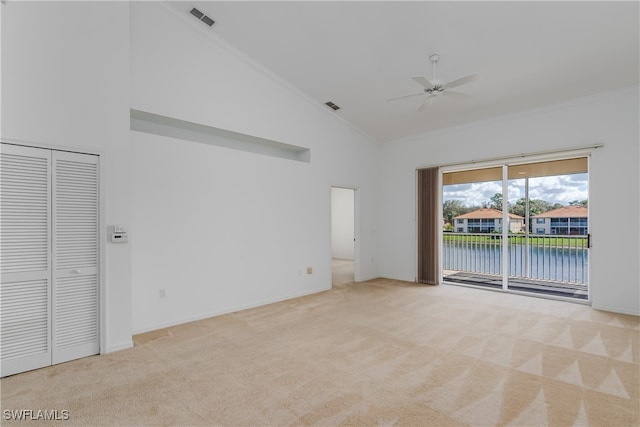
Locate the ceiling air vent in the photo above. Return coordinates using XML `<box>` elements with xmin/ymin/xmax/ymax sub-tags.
<box><xmin>325</xmin><ymin>101</ymin><xmax>340</xmax><ymax>111</ymax></box>
<box><xmin>190</xmin><ymin>8</ymin><xmax>215</xmax><ymax>27</ymax></box>
<box><xmin>201</xmin><ymin>15</ymin><xmax>215</xmax><ymax>27</ymax></box>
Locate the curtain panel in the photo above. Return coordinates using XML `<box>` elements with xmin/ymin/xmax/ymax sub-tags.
<box><xmin>417</xmin><ymin>167</ymin><xmax>439</xmax><ymax>285</ymax></box>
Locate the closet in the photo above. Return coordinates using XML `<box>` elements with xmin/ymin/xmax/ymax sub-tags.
<box><xmin>0</xmin><ymin>143</ymin><xmax>100</xmax><ymax>377</ymax></box>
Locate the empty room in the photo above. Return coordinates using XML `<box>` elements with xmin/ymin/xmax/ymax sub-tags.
<box><xmin>1</xmin><ymin>1</ymin><xmax>638</xmax><ymax>426</ymax></box>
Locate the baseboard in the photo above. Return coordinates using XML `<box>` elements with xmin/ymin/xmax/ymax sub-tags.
<box><xmin>132</xmin><ymin>287</ymin><xmax>329</xmax><ymax>335</ymax></box>
<box><xmin>591</xmin><ymin>303</ymin><xmax>640</xmax><ymax>317</ymax></box>
<box><xmin>355</xmin><ymin>274</ymin><xmax>381</xmax><ymax>282</ymax></box>
<box><xmin>378</xmin><ymin>274</ymin><xmax>417</xmax><ymax>283</ymax></box>
<box><xmin>102</xmin><ymin>339</ymin><xmax>134</xmax><ymax>354</ymax></box>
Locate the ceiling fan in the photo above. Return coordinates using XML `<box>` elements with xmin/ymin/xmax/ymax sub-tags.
<box><xmin>389</xmin><ymin>54</ymin><xmax>478</xmax><ymax>111</ymax></box>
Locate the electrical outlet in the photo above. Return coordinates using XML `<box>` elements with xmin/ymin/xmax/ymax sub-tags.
<box><xmin>307</xmin><ymin>266</ymin><xmax>313</xmax><ymax>274</ymax></box>
<box><xmin>159</xmin><ymin>288</ymin><xmax>166</xmax><ymax>298</ymax></box>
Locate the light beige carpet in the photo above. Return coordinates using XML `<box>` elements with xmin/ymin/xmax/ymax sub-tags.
<box><xmin>1</xmin><ymin>267</ymin><xmax>638</xmax><ymax>426</ymax></box>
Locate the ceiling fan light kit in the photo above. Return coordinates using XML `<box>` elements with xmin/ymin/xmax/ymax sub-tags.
<box><xmin>389</xmin><ymin>53</ymin><xmax>478</xmax><ymax>111</ymax></box>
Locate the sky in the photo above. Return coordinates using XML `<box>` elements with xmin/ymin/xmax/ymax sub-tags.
<box><xmin>443</xmin><ymin>173</ymin><xmax>588</xmax><ymax>207</ymax></box>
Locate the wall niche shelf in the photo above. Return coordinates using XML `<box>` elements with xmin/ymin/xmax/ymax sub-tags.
<box><xmin>130</xmin><ymin>109</ymin><xmax>310</xmax><ymax>163</ymax></box>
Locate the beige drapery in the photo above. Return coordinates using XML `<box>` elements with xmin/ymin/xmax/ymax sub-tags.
<box><xmin>417</xmin><ymin>167</ymin><xmax>439</xmax><ymax>285</ymax></box>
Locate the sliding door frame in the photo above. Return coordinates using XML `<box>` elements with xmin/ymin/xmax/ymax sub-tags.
<box><xmin>425</xmin><ymin>145</ymin><xmax>599</xmax><ymax>304</ymax></box>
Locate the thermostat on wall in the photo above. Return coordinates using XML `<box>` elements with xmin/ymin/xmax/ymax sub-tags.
<box><xmin>110</xmin><ymin>225</ymin><xmax>128</xmax><ymax>243</ymax></box>
<box><xmin>110</xmin><ymin>233</ymin><xmax>128</xmax><ymax>243</ymax></box>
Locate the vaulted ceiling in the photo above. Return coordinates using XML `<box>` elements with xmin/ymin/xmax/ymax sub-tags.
<box><xmin>166</xmin><ymin>1</ymin><xmax>639</xmax><ymax>143</ymax></box>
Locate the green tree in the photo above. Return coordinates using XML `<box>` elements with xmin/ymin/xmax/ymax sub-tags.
<box><xmin>442</xmin><ymin>200</ymin><xmax>469</xmax><ymax>226</ymax></box>
<box><xmin>511</xmin><ymin>198</ymin><xmax>526</xmax><ymax>217</ymax></box>
<box><xmin>512</xmin><ymin>198</ymin><xmax>555</xmax><ymax>217</ymax></box>
<box><xmin>569</xmin><ymin>199</ymin><xmax>588</xmax><ymax>207</ymax></box>
<box><xmin>529</xmin><ymin>199</ymin><xmax>552</xmax><ymax>214</ymax></box>
<box><xmin>483</xmin><ymin>193</ymin><xmax>504</xmax><ymax>211</ymax></box>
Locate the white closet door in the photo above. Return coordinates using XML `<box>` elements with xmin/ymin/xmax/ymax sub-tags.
<box><xmin>0</xmin><ymin>144</ymin><xmax>52</xmax><ymax>377</ymax></box>
<box><xmin>51</xmin><ymin>151</ymin><xmax>99</xmax><ymax>364</ymax></box>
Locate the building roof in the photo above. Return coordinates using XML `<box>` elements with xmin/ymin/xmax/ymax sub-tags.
<box><xmin>532</xmin><ymin>205</ymin><xmax>588</xmax><ymax>218</ymax></box>
<box><xmin>454</xmin><ymin>208</ymin><xmax>524</xmax><ymax>220</ymax></box>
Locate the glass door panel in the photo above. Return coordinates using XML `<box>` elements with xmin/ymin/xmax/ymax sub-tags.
<box><xmin>442</xmin><ymin>157</ymin><xmax>589</xmax><ymax>301</ymax></box>
<box><xmin>442</xmin><ymin>166</ymin><xmax>504</xmax><ymax>290</ymax></box>
<box><xmin>506</xmin><ymin>175</ymin><xmax>527</xmax><ymax>281</ymax></box>
<box><xmin>506</xmin><ymin>160</ymin><xmax>589</xmax><ymax>300</ymax></box>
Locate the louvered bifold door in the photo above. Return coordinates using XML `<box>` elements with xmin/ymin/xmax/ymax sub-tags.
<box><xmin>0</xmin><ymin>144</ymin><xmax>52</xmax><ymax>377</ymax></box>
<box><xmin>51</xmin><ymin>151</ymin><xmax>99</xmax><ymax>364</ymax></box>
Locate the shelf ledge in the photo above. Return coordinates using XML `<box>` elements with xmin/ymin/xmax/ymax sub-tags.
<box><xmin>130</xmin><ymin>109</ymin><xmax>310</xmax><ymax>163</ymax></box>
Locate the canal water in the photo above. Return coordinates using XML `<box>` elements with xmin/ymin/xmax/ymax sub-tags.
<box><xmin>442</xmin><ymin>243</ymin><xmax>589</xmax><ymax>283</ymax></box>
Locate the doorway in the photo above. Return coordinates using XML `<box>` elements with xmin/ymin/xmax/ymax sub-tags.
<box><xmin>331</xmin><ymin>187</ymin><xmax>355</xmax><ymax>287</ymax></box>
<box><xmin>441</xmin><ymin>155</ymin><xmax>590</xmax><ymax>301</ymax></box>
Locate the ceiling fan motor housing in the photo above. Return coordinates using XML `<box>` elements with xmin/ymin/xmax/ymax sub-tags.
<box><xmin>387</xmin><ymin>52</ymin><xmax>477</xmax><ymax>109</ymax></box>
<box><xmin>426</xmin><ymin>81</ymin><xmax>445</xmax><ymax>94</ymax></box>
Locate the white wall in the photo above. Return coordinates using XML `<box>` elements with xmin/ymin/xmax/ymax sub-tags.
<box><xmin>379</xmin><ymin>87</ymin><xmax>640</xmax><ymax>315</ymax></box>
<box><xmin>1</xmin><ymin>2</ymin><xmax>133</xmax><ymax>351</ymax></box>
<box><xmin>331</xmin><ymin>187</ymin><xmax>355</xmax><ymax>260</ymax></box>
<box><xmin>3</xmin><ymin>1</ymin><xmax>635</xmax><ymax>350</ymax></box>
<box><xmin>129</xmin><ymin>3</ymin><xmax>379</xmax><ymax>333</ymax></box>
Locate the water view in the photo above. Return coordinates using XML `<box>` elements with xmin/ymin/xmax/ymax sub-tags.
<box><xmin>443</xmin><ymin>236</ymin><xmax>589</xmax><ymax>283</ymax></box>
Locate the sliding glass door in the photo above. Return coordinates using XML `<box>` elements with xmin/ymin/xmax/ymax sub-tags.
<box><xmin>441</xmin><ymin>156</ymin><xmax>589</xmax><ymax>301</ymax></box>
<box><xmin>442</xmin><ymin>166</ymin><xmax>504</xmax><ymax>289</ymax></box>
<box><xmin>505</xmin><ymin>159</ymin><xmax>589</xmax><ymax>299</ymax></box>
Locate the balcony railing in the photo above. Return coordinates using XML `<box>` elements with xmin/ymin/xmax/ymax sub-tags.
<box><xmin>442</xmin><ymin>232</ymin><xmax>588</xmax><ymax>284</ymax></box>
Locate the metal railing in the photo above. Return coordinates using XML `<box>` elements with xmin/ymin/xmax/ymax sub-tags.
<box><xmin>442</xmin><ymin>232</ymin><xmax>588</xmax><ymax>284</ymax></box>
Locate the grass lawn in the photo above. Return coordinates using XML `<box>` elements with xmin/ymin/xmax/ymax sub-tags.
<box><xmin>443</xmin><ymin>233</ymin><xmax>588</xmax><ymax>247</ymax></box>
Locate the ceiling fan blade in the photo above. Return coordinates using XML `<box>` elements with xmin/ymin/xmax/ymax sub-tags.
<box><xmin>445</xmin><ymin>73</ymin><xmax>478</xmax><ymax>89</ymax></box>
<box><xmin>441</xmin><ymin>90</ymin><xmax>473</xmax><ymax>99</ymax></box>
<box><xmin>387</xmin><ymin>92</ymin><xmax>424</xmax><ymax>101</ymax></box>
<box><xmin>417</xmin><ymin>95</ymin><xmax>436</xmax><ymax>112</ymax></box>
<box><xmin>411</xmin><ymin>76</ymin><xmax>434</xmax><ymax>90</ymax></box>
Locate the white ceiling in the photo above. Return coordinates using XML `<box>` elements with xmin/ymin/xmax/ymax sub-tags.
<box><xmin>166</xmin><ymin>1</ymin><xmax>639</xmax><ymax>143</ymax></box>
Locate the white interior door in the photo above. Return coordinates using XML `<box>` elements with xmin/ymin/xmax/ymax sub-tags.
<box><xmin>0</xmin><ymin>144</ymin><xmax>99</xmax><ymax>377</ymax></box>
<box><xmin>0</xmin><ymin>144</ymin><xmax>52</xmax><ymax>377</ymax></box>
<box><xmin>52</xmin><ymin>151</ymin><xmax>99</xmax><ymax>364</ymax></box>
